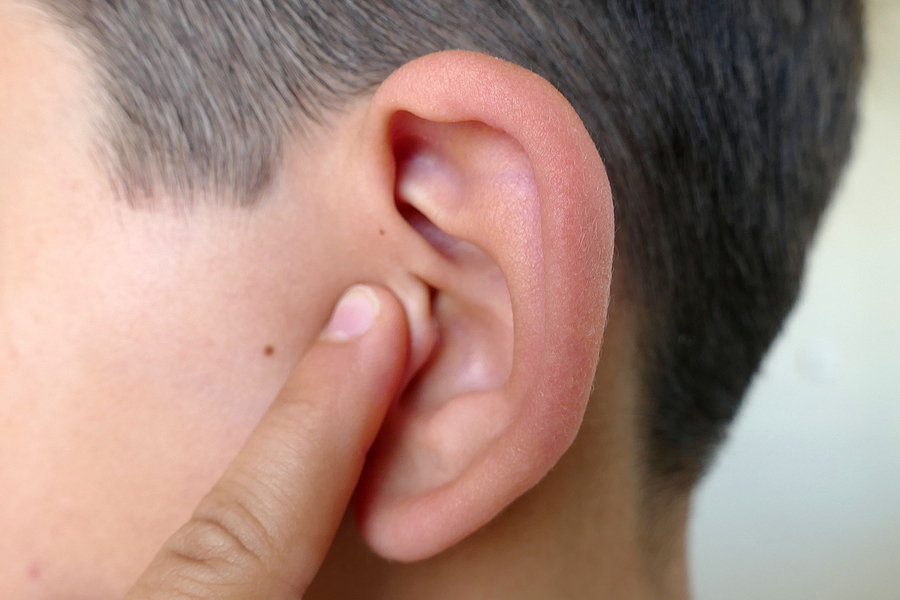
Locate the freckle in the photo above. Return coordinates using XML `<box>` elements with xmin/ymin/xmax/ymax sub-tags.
<box><xmin>27</xmin><ymin>562</ymin><xmax>42</xmax><ymax>581</ymax></box>
<box><xmin>264</xmin><ymin>345</ymin><xmax>275</xmax><ymax>357</ymax></box>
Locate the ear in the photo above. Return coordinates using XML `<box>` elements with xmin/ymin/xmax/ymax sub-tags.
<box><xmin>350</xmin><ymin>51</ymin><xmax>614</xmax><ymax>562</ymax></box>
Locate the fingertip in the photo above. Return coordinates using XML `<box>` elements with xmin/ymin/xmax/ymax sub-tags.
<box><xmin>320</xmin><ymin>285</ymin><xmax>381</xmax><ymax>342</ymax></box>
<box><xmin>358</xmin><ymin>285</ymin><xmax>411</xmax><ymax>386</ymax></box>
<box><xmin>369</xmin><ymin>285</ymin><xmax>410</xmax><ymax>345</ymax></box>
<box><xmin>315</xmin><ymin>284</ymin><xmax>410</xmax><ymax>404</ymax></box>
<box><xmin>320</xmin><ymin>284</ymin><xmax>408</xmax><ymax>348</ymax></box>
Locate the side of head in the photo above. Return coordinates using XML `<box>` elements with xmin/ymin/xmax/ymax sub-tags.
<box><xmin>0</xmin><ymin>0</ymin><xmax>864</xmax><ymax>597</ymax></box>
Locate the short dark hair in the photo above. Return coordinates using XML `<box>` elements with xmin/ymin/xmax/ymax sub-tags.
<box><xmin>36</xmin><ymin>0</ymin><xmax>864</xmax><ymax>490</ymax></box>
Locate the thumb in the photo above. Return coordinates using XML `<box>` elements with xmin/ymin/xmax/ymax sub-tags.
<box><xmin>125</xmin><ymin>284</ymin><xmax>409</xmax><ymax>600</ymax></box>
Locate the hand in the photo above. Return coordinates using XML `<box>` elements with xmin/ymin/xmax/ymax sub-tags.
<box><xmin>124</xmin><ymin>285</ymin><xmax>408</xmax><ymax>600</ymax></box>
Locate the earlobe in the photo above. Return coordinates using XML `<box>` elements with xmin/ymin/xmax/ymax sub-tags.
<box><xmin>352</xmin><ymin>51</ymin><xmax>614</xmax><ymax>562</ymax></box>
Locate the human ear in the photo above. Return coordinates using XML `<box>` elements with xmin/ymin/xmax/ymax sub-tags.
<box><xmin>349</xmin><ymin>51</ymin><xmax>614</xmax><ymax>562</ymax></box>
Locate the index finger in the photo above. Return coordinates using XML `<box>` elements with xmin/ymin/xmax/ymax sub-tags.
<box><xmin>125</xmin><ymin>285</ymin><xmax>409</xmax><ymax>600</ymax></box>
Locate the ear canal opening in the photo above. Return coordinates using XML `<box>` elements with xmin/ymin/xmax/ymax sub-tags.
<box><xmin>397</xmin><ymin>201</ymin><xmax>440</xmax><ymax>252</ymax></box>
<box><xmin>396</xmin><ymin>195</ymin><xmax>462</xmax><ymax>265</ymax></box>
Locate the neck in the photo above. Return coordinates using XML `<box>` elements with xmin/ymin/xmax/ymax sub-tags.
<box><xmin>307</xmin><ymin>294</ymin><xmax>692</xmax><ymax>600</ymax></box>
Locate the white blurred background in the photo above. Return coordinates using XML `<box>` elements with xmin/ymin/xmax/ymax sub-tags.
<box><xmin>689</xmin><ymin>1</ymin><xmax>900</xmax><ymax>598</ymax></box>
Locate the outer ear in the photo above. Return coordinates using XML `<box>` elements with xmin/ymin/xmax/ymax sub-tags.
<box><xmin>352</xmin><ymin>51</ymin><xmax>614</xmax><ymax>562</ymax></box>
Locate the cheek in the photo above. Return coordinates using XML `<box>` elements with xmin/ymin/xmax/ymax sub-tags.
<box><xmin>2</xmin><ymin>195</ymin><xmax>352</xmax><ymax>596</ymax></box>
<box><xmin>56</xmin><ymin>202</ymin><xmax>334</xmax><ymax>417</ymax></box>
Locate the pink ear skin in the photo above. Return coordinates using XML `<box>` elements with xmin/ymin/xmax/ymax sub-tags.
<box><xmin>352</xmin><ymin>51</ymin><xmax>614</xmax><ymax>562</ymax></box>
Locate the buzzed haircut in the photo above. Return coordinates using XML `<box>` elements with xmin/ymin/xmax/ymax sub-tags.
<box><xmin>35</xmin><ymin>0</ymin><xmax>865</xmax><ymax>492</ymax></box>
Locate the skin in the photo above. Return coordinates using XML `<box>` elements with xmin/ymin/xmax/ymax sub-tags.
<box><xmin>0</xmin><ymin>3</ymin><xmax>690</xmax><ymax>599</ymax></box>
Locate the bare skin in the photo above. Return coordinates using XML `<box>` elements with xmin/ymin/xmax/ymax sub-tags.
<box><xmin>0</xmin><ymin>4</ymin><xmax>688</xmax><ymax>599</ymax></box>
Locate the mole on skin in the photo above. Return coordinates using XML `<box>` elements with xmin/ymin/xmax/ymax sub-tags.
<box><xmin>264</xmin><ymin>345</ymin><xmax>275</xmax><ymax>357</ymax></box>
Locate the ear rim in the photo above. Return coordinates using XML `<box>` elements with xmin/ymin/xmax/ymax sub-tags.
<box><xmin>353</xmin><ymin>50</ymin><xmax>614</xmax><ymax>562</ymax></box>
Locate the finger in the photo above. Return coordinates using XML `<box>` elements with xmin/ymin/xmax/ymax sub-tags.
<box><xmin>125</xmin><ymin>285</ymin><xmax>409</xmax><ymax>600</ymax></box>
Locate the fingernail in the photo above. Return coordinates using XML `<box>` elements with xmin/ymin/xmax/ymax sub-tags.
<box><xmin>321</xmin><ymin>285</ymin><xmax>380</xmax><ymax>342</ymax></box>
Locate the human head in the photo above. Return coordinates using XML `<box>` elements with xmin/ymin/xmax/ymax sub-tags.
<box><xmin>37</xmin><ymin>0</ymin><xmax>865</xmax><ymax>488</ymax></box>
<box><xmin>0</xmin><ymin>0</ymin><xmax>863</xmax><ymax>597</ymax></box>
